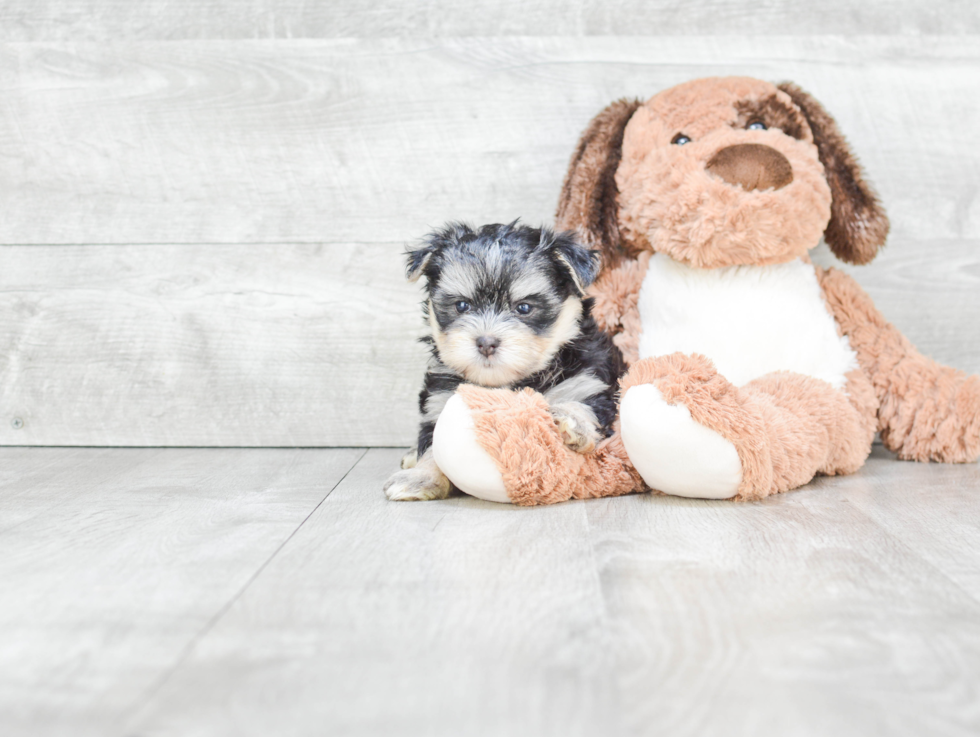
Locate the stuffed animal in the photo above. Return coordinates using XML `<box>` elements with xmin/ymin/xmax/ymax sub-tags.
<box><xmin>431</xmin><ymin>76</ymin><xmax>980</xmax><ymax>504</ymax></box>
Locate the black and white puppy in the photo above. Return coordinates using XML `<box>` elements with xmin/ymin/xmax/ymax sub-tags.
<box><xmin>384</xmin><ymin>221</ymin><xmax>625</xmax><ymax>502</ymax></box>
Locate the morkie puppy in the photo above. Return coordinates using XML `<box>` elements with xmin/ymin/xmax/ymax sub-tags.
<box><xmin>384</xmin><ymin>221</ymin><xmax>625</xmax><ymax>501</ymax></box>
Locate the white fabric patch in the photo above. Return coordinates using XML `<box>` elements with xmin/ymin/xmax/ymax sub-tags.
<box><xmin>637</xmin><ymin>253</ymin><xmax>858</xmax><ymax>389</ymax></box>
<box><xmin>432</xmin><ymin>394</ymin><xmax>510</xmax><ymax>504</ymax></box>
<box><xmin>620</xmin><ymin>384</ymin><xmax>742</xmax><ymax>499</ymax></box>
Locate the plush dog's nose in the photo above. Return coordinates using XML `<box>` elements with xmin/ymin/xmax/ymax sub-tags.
<box><xmin>476</xmin><ymin>336</ymin><xmax>500</xmax><ymax>357</ymax></box>
<box><xmin>706</xmin><ymin>143</ymin><xmax>793</xmax><ymax>192</ymax></box>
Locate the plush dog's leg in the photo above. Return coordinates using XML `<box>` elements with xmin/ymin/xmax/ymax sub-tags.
<box><xmin>819</xmin><ymin>267</ymin><xmax>980</xmax><ymax>463</ymax></box>
<box><xmin>430</xmin><ymin>394</ymin><xmax>509</xmax><ymax>503</ymax></box>
<box><xmin>383</xmin><ymin>449</ymin><xmax>452</xmax><ymax>501</ymax></box>
<box><xmin>587</xmin><ymin>253</ymin><xmax>650</xmax><ymax>366</ymax></box>
<box><xmin>432</xmin><ymin>386</ymin><xmax>645</xmax><ymax>505</ymax></box>
<box><xmin>619</xmin><ymin>354</ymin><xmax>876</xmax><ymax>501</ymax></box>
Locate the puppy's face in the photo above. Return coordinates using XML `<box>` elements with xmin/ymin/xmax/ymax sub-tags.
<box><xmin>408</xmin><ymin>224</ymin><xmax>598</xmax><ymax>387</ymax></box>
<box><xmin>616</xmin><ymin>77</ymin><xmax>832</xmax><ymax>268</ymax></box>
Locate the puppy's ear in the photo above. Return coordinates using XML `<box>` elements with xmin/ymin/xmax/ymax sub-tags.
<box><xmin>406</xmin><ymin>222</ymin><xmax>472</xmax><ymax>282</ymax></box>
<box><xmin>405</xmin><ymin>243</ymin><xmax>437</xmax><ymax>282</ymax></box>
<box><xmin>547</xmin><ymin>230</ymin><xmax>600</xmax><ymax>296</ymax></box>
<box><xmin>778</xmin><ymin>82</ymin><xmax>889</xmax><ymax>265</ymax></box>
<box><xmin>555</xmin><ymin>98</ymin><xmax>642</xmax><ymax>269</ymax></box>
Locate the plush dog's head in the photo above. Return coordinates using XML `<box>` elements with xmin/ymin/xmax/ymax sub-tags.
<box><xmin>407</xmin><ymin>222</ymin><xmax>598</xmax><ymax>387</ymax></box>
<box><xmin>556</xmin><ymin>77</ymin><xmax>889</xmax><ymax>269</ymax></box>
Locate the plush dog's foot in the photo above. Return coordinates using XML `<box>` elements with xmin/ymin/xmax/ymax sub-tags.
<box><xmin>400</xmin><ymin>449</ymin><xmax>418</xmax><ymax>469</ymax></box>
<box><xmin>383</xmin><ymin>466</ymin><xmax>452</xmax><ymax>501</ymax></box>
<box><xmin>432</xmin><ymin>394</ymin><xmax>510</xmax><ymax>503</ymax></box>
<box><xmin>437</xmin><ymin>385</ymin><xmax>643</xmax><ymax>505</ymax></box>
<box><xmin>549</xmin><ymin>402</ymin><xmax>601</xmax><ymax>453</ymax></box>
<box><xmin>620</xmin><ymin>383</ymin><xmax>742</xmax><ymax>499</ymax></box>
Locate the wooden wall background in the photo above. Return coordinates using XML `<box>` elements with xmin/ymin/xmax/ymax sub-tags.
<box><xmin>0</xmin><ymin>4</ymin><xmax>978</xmax><ymax>446</ymax></box>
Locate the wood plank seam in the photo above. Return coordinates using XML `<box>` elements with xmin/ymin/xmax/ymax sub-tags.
<box><xmin>118</xmin><ymin>447</ymin><xmax>368</xmax><ymax>725</ymax></box>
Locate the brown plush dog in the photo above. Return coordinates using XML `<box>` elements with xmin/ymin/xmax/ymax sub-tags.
<box><xmin>427</xmin><ymin>76</ymin><xmax>980</xmax><ymax>505</ymax></box>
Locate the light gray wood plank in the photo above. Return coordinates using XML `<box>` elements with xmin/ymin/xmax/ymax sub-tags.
<box><xmin>0</xmin><ymin>446</ymin><xmax>364</xmax><ymax>737</ymax></box>
<box><xmin>0</xmin><ymin>448</ymin><xmax>164</xmax><ymax>531</ymax></box>
<box><xmin>0</xmin><ymin>37</ymin><xmax>978</xmax><ymax>246</ymax></box>
<box><xmin>1</xmin><ymin>1</ymin><xmax>976</xmax><ymax>41</ymax></box>
<box><xmin>0</xmin><ymin>242</ymin><xmax>429</xmax><ymax>446</ymax></box>
<box><xmin>2</xmin><ymin>36</ymin><xmax>979</xmax><ymax>446</ymax></box>
<box><xmin>1</xmin><ymin>238</ymin><xmax>978</xmax><ymax>447</ymax></box>
<box><xmin>125</xmin><ymin>448</ymin><xmax>980</xmax><ymax>737</ymax></box>
<box><xmin>127</xmin><ymin>448</ymin><xmax>623</xmax><ymax>737</ymax></box>
<box><xmin>580</xmin><ymin>454</ymin><xmax>980</xmax><ymax>737</ymax></box>
<box><xmin>590</xmin><ymin>458</ymin><xmax>980</xmax><ymax>736</ymax></box>
<box><xmin>806</xmin><ymin>445</ymin><xmax>980</xmax><ymax>600</ymax></box>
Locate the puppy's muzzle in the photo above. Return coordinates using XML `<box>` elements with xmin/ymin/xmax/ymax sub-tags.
<box><xmin>476</xmin><ymin>336</ymin><xmax>500</xmax><ymax>357</ymax></box>
<box><xmin>706</xmin><ymin>143</ymin><xmax>793</xmax><ymax>192</ymax></box>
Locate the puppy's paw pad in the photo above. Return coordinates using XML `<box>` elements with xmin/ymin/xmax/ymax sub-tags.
<box><xmin>383</xmin><ymin>469</ymin><xmax>451</xmax><ymax>502</ymax></box>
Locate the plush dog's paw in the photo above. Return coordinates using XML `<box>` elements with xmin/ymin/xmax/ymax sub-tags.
<box><xmin>400</xmin><ymin>449</ymin><xmax>418</xmax><ymax>470</ymax></box>
<box><xmin>383</xmin><ymin>466</ymin><xmax>452</xmax><ymax>501</ymax></box>
<box><xmin>550</xmin><ymin>402</ymin><xmax>601</xmax><ymax>454</ymax></box>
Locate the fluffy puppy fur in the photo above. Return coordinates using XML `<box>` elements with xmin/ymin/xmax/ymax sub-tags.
<box><xmin>384</xmin><ymin>222</ymin><xmax>625</xmax><ymax>501</ymax></box>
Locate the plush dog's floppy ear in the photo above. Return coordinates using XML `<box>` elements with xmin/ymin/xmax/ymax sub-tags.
<box><xmin>555</xmin><ymin>98</ymin><xmax>642</xmax><ymax>269</ymax></box>
<box><xmin>777</xmin><ymin>82</ymin><xmax>889</xmax><ymax>265</ymax></box>
<box><xmin>545</xmin><ymin>229</ymin><xmax>600</xmax><ymax>296</ymax></box>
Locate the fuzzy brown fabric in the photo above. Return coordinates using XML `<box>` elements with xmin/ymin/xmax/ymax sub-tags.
<box><xmin>818</xmin><ymin>267</ymin><xmax>980</xmax><ymax>461</ymax></box>
<box><xmin>453</xmin><ymin>76</ymin><xmax>978</xmax><ymax>506</ymax></box>
<box><xmin>734</xmin><ymin>94</ymin><xmax>809</xmax><ymax>141</ymax></box>
<box><xmin>706</xmin><ymin>143</ymin><xmax>794</xmax><ymax>192</ymax></box>
<box><xmin>777</xmin><ymin>83</ymin><xmax>890</xmax><ymax>265</ymax></box>
<box><xmin>586</xmin><ymin>252</ymin><xmax>649</xmax><ymax>366</ymax></box>
<box><xmin>555</xmin><ymin>98</ymin><xmax>641</xmax><ymax>268</ymax></box>
<box><xmin>620</xmin><ymin>355</ymin><xmax>877</xmax><ymax>500</ymax></box>
<box><xmin>456</xmin><ymin>384</ymin><xmax>644</xmax><ymax>506</ymax></box>
<box><xmin>616</xmin><ymin>77</ymin><xmax>832</xmax><ymax>269</ymax></box>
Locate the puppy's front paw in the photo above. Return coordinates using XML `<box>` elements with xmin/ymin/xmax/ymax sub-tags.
<box><xmin>400</xmin><ymin>449</ymin><xmax>418</xmax><ymax>469</ymax></box>
<box><xmin>383</xmin><ymin>466</ymin><xmax>452</xmax><ymax>501</ymax></box>
<box><xmin>550</xmin><ymin>403</ymin><xmax>601</xmax><ymax>454</ymax></box>
<box><xmin>556</xmin><ymin>415</ymin><xmax>599</xmax><ymax>453</ymax></box>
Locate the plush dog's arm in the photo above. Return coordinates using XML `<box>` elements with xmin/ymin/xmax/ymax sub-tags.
<box><xmin>587</xmin><ymin>252</ymin><xmax>649</xmax><ymax>365</ymax></box>
<box><xmin>818</xmin><ymin>267</ymin><xmax>980</xmax><ymax>462</ymax></box>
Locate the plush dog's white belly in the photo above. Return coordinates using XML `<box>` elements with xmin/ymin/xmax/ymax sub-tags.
<box><xmin>637</xmin><ymin>253</ymin><xmax>857</xmax><ymax>389</ymax></box>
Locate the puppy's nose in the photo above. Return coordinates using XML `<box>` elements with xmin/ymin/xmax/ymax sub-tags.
<box><xmin>476</xmin><ymin>336</ymin><xmax>500</xmax><ymax>357</ymax></box>
<box><xmin>706</xmin><ymin>143</ymin><xmax>793</xmax><ymax>192</ymax></box>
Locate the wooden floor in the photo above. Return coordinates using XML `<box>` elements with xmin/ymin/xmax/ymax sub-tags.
<box><xmin>2</xmin><ymin>447</ymin><xmax>979</xmax><ymax>736</ymax></box>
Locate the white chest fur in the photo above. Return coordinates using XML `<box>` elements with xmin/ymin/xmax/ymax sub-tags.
<box><xmin>637</xmin><ymin>253</ymin><xmax>857</xmax><ymax>389</ymax></box>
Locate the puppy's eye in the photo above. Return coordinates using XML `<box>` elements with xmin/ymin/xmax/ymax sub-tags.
<box><xmin>515</xmin><ymin>303</ymin><xmax>533</xmax><ymax>315</ymax></box>
<box><xmin>671</xmin><ymin>133</ymin><xmax>692</xmax><ymax>145</ymax></box>
<box><xmin>455</xmin><ymin>300</ymin><xmax>470</xmax><ymax>313</ymax></box>
<box><xmin>747</xmin><ymin>121</ymin><xmax>767</xmax><ymax>131</ymax></box>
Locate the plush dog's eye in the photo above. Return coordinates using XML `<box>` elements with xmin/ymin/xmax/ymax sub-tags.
<box><xmin>515</xmin><ymin>303</ymin><xmax>533</xmax><ymax>315</ymax></box>
<box><xmin>455</xmin><ymin>300</ymin><xmax>470</xmax><ymax>313</ymax></box>
<box><xmin>747</xmin><ymin>121</ymin><xmax>768</xmax><ymax>131</ymax></box>
<box><xmin>671</xmin><ymin>133</ymin><xmax>692</xmax><ymax>145</ymax></box>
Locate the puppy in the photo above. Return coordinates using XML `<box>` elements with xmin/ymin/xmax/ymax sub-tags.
<box><xmin>384</xmin><ymin>221</ymin><xmax>625</xmax><ymax>502</ymax></box>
